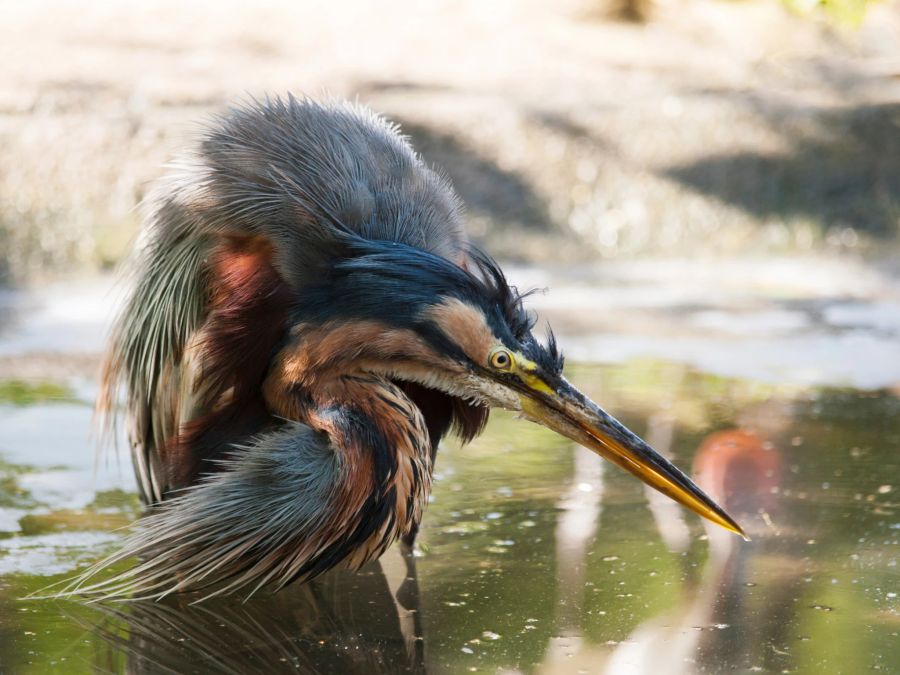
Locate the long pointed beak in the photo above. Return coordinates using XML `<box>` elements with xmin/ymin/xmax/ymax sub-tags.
<box><xmin>519</xmin><ymin>378</ymin><xmax>747</xmax><ymax>539</ymax></box>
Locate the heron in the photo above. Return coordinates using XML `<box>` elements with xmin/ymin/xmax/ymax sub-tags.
<box><xmin>68</xmin><ymin>96</ymin><xmax>744</xmax><ymax>601</ymax></box>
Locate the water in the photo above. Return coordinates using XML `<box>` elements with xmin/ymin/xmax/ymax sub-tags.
<box><xmin>0</xmin><ymin>360</ymin><xmax>897</xmax><ymax>674</ymax></box>
<box><xmin>0</xmin><ymin>268</ymin><xmax>898</xmax><ymax>673</ymax></box>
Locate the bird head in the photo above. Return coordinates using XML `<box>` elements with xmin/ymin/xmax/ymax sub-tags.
<box><xmin>293</xmin><ymin>238</ymin><xmax>746</xmax><ymax>539</ymax></box>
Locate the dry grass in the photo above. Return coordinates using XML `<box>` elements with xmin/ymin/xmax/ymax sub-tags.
<box><xmin>1</xmin><ymin>0</ymin><xmax>898</xmax><ymax>282</ymax></box>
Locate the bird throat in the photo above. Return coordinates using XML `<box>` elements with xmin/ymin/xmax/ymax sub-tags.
<box><xmin>264</xmin><ymin>364</ymin><xmax>435</xmax><ymax>564</ymax></box>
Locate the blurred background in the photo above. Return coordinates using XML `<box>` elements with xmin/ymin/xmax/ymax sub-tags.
<box><xmin>0</xmin><ymin>1</ymin><xmax>898</xmax><ymax>673</ymax></box>
<box><xmin>2</xmin><ymin>0</ymin><xmax>899</xmax><ymax>279</ymax></box>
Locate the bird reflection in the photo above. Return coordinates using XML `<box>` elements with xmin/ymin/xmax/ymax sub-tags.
<box><xmin>691</xmin><ymin>429</ymin><xmax>795</xmax><ymax>674</ymax></box>
<box><xmin>542</xmin><ymin>446</ymin><xmax>605</xmax><ymax>668</ymax></box>
<box><xmin>81</xmin><ymin>546</ymin><xmax>425</xmax><ymax>674</ymax></box>
<box><xmin>605</xmin><ymin>425</ymin><xmax>801</xmax><ymax>674</ymax></box>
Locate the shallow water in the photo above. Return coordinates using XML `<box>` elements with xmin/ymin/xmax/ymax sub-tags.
<box><xmin>0</xmin><ymin>359</ymin><xmax>897</xmax><ymax>674</ymax></box>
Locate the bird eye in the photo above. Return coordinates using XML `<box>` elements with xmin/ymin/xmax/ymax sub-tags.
<box><xmin>489</xmin><ymin>348</ymin><xmax>514</xmax><ymax>371</ymax></box>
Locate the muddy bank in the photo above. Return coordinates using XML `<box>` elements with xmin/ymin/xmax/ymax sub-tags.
<box><xmin>2</xmin><ymin>0</ymin><xmax>899</xmax><ymax>282</ymax></box>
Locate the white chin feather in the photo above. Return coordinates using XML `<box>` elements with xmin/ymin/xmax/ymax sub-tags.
<box><xmin>466</xmin><ymin>375</ymin><xmax>521</xmax><ymax>411</ymax></box>
<box><xmin>372</xmin><ymin>365</ymin><xmax>520</xmax><ymax>412</ymax></box>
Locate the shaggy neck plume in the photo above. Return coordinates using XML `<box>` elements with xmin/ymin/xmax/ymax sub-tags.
<box><xmin>265</xmin><ymin>366</ymin><xmax>434</xmax><ymax>572</ymax></box>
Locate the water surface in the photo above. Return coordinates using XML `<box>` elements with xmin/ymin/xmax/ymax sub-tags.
<box><xmin>0</xmin><ymin>360</ymin><xmax>897</xmax><ymax>674</ymax></box>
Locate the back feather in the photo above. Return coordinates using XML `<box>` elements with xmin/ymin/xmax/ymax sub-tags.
<box><xmin>100</xmin><ymin>95</ymin><xmax>470</xmax><ymax>503</ymax></box>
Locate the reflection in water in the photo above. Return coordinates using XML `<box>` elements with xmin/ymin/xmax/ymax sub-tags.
<box><xmin>80</xmin><ymin>546</ymin><xmax>424</xmax><ymax>674</ymax></box>
<box><xmin>541</xmin><ymin>446</ymin><xmax>605</xmax><ymax>669</ymax></box>
<box><xmin>606</xmin><ymin>427</ymin><xmax>796</xmax><ymax>674</ymax></box>
<box><xmin>691</xmin><ymin>429</ymin><xmax>798</xmax><ymax>675</ymax></box>
<box><xmin>642</xmin><ymin>410</ymin><xmax>692</xmax><ymax>554</ymax></box>
<box><xmin>536</xmin><ymin>379</ymin><xmax>797</xmax><ymax>674</ymax></box>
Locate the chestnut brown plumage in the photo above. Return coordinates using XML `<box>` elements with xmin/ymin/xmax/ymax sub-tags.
<box><xmin>59</xmin><ymin>96</ymin><xmax>744</xmax><ymax>602</ymax></box>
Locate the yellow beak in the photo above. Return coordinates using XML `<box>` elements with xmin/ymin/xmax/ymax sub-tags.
<box><xmin>519</xmin><ymin>377</ymin><xmax>747</xmax><ymax>539</ymax></box>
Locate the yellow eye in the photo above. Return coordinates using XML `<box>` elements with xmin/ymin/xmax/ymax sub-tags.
<box><xmin>489</xmin><ymin>348</ymin><xmax>514</xmax><ymax>371</ymax></box>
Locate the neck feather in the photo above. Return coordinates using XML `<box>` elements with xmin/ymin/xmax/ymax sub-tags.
<box><xmin>266</xmin><ymin>370</ymin><xmax>434</xmax><ymax>570</ymax></box>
